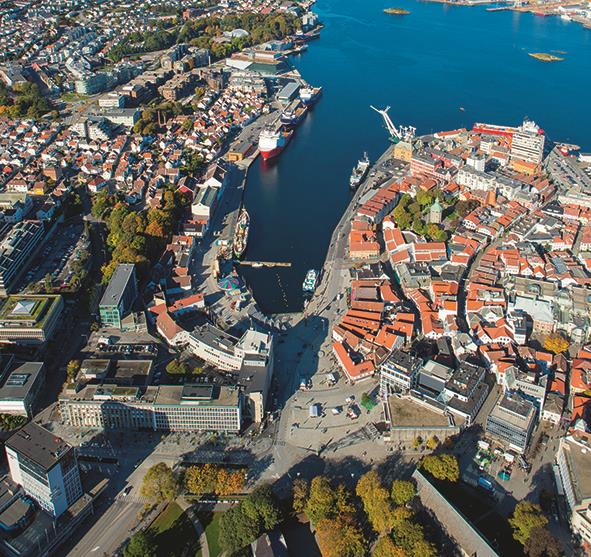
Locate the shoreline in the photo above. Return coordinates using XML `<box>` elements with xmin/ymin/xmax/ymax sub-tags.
<box><xmin>422</xmin><ymin>0</ymin><xmax>591</xmax><ymax>29</ymax></box>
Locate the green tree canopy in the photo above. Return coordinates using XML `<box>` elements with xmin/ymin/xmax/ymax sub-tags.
<box><xmin>218</xmin><ymin>505</ymin><xmax>258</xmax><ymax>554</ymax></box>
<box><xmin>390</xmin><ymin>480</ymin><xmax>416</xmax><ymax>506</ymax></box>
<box><xmin>304</xmin><ymin>476</ymin><xmax>353</xmax><ymax>525</ymax></box>
<box><xmin>509</xmin><ymin>502</ymin><xmax>548</xmax><ymax>545</ymax></box>
<box><xmin>419</xmin><ymin>454</ymin><xmax>460</xmax><ymax>482</ymax></box>
<box><xmin>392</xmin><ymin>518</ymin><xmax>435</xmax><ymax>557</ymax></box>
<box><xmin>166</xmin><ymin>359</ymin><xmax>189</xmax><ymax>375</ymax></box>
<box><xmin>218</xmin><ymin>484</ymin><xmax>282</xmax><ymax>554</ymax></box>
<box><xmin>124</xmin><ymin>531</ymin><xmax>156</xmax><ymax>557</ymax></box>
<box><xmin>241</xmin><ymin>484</ymin><xmax>281</xmax><ymax>531</ymax></box>
<box><xmin>292</xmin><ymin>478</ymin><xmax>309</xmax><ymax>513</ymax></box>
<box><xmin>140</xmin><ymin>462</ymin><xmax>178</xmax><ymax>504</ymax></box>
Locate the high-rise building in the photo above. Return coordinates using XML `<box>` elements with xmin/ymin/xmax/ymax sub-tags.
<box><xmin>99</xmin><ymin>263</ymin><xmax>138</xmax><ymax>329</ymax></box>
<box><xmin>5</xmin><ymin>422</ymin><xmax>83</xmax><ymax>517</ymax></box>
<box><xmin>510</xmin><ymin>120</ymin><xmax>545</xmax><ymax>165</ymax></box>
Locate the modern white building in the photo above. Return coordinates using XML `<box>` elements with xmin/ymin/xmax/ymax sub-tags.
<box><xmin>556</xmin><ymin>434</ymin><xmax>591</xmax><ymax>547</ymax></box>
<box><xmin>59</xmin><ymin>384</ymin><xmax>243</xmax><ymax>433</ymax></box>
<box><xmin>5</xmin><ymin>423</ymin><xmax>83</xmax><ymax>518</ymax></box>
<box><xmin>510</xmin><ymin>120</ymin><xmax>545</xmax><ymax>164</ymax></box>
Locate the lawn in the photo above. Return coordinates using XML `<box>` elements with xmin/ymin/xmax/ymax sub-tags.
<box><xmin>198</xmin><ymin>512</ymin><xmax>223</xmax><ymax>557</ymax></box>
<box><xmin>60</xmin><ymin>91</ymin><xmax>89</xmax><ymax>103</ymax></box>
<box><xmin>150</xmin><ymin>502</ymin><xmax>202</xmax><ymax>557</ymax></box>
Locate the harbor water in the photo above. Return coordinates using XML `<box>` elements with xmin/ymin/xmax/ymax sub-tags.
<box><xmin>242</xmin><ymin>0</ymin><xmax>591</xmax><ymax>313</ymax></box>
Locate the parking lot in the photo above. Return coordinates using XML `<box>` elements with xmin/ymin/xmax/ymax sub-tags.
<box><xmin>21</xmin><ymin>222</ymin><xmax>89</xmax><ymax>291</ymax></box>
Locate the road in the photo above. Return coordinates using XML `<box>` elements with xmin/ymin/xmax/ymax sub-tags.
<box><xmin>68</xmin><ymin>499</ymin><xmax>144</xmax><ymax>557</ymax></box>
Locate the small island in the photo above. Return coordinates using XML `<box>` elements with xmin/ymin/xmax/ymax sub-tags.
<box><xmin>528</xmin><ymin>52</ymin><xmax>564</xmax><ymax>62</ymax></box>
<box><xmin>384</xmin><ymin>7</ymin><xmax>411</xmax><ymax>15</ymax></box>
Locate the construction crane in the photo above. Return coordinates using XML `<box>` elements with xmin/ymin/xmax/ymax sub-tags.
<box><xmin>370</xmin><ymin>105</ymin><xmax>416</xmax><ymax>143</ymax></box>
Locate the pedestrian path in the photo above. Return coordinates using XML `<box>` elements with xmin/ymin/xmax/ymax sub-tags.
<box><xmin>178</xmin><ymin>498</ymin><xmax>210</xmax><ymax>557</ymax></box>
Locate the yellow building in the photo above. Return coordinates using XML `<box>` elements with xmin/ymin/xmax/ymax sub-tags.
<box><xmin>393</xmin><ymin>141</ymin><xmax>413</xmax><ymax>162</ymax></box>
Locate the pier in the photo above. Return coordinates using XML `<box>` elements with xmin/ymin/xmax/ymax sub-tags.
<box><xmin>239</xmin><ymin>261</ymin><xmax>292</xmax><ymax>268</ymax></box>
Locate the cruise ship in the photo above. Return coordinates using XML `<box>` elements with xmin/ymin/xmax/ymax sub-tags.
<box><xmin>299</xmin><ymin>86</ymin><xmax>322</xmax><ymax>106</ymax></box>
<box><xmin>233</xmin><ymin>208</ymin><xmax>250</xmax><ymax>259</ymax></box>
<box><xmin>349</xmin><ymin>153</ymin><xmax>370</xmax><ymax>189</ymax></box>
<box><xmin>302</xmin><ymin>269</ymin><xmax>319</xmax><ymax>293</ymax></box>
<box><xmin>258</xmin><ymin>126</ymin><xmax>293</xmax><ymax>160</ymax></box>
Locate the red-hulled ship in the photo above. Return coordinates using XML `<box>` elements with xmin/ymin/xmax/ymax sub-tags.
<box><xmin>258</xmin><ymin>126</ymin><xmax>293</xmax><ymax>160</ymax></box>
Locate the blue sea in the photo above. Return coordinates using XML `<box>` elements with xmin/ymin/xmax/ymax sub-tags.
<box><xmin>242</xmin><ymin>0</ymin><xmax>591</xmax><ymax>313</ymax></box>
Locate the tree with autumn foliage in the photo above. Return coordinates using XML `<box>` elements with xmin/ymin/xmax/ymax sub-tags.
<box><xmin>316</xmin><ymin>515</ymin><xmax>365</xmax><ymax>557</ymax></box>
<box><xmin>99</xmin><ymin>185</ymin><xmax>185</xmax><ymax>283</ymax></box>
<box><xmin>185</xmin><ymin>463</ymin><xmax>217</xmax><ymax>495</ymax></box>
<box><xmin>372</xmin><ymin>536</ymin><xmax>406</xmax><ymax>557</ymax></box>
<box><xmin>390</xmin><ymin>480</ymin><xmax>416</xmax><ymax>506</ymax></box>
<box><xmin>419</xmin><ymin>453</ymin><xmax>460</xmax><ymax>482</ymax></box>
<box><xmin>140</xmin><ymin>462</ymin><xmax>177</xmax><ymax>504</ymax></box>
<box><xmin>356</xmin><ymin>471</ymin><xmax>397</xmax><ymax>535</ymax></box>
<box><xmin>216</xmin><ymin>467</ymin><xmax>245</xmax><ymax>496</ymax></box>
<box><xmin>185</xmin><ymin>464</ymin><xmax>244</xmax><ymax>497</ymax></box>
<box><xmin>304</xmin><ymin>476</ymin><xmax>353</xmax><ymax>525</ymax></box>
<box><xmin>543</xmin><ymin>333</ymin><xmax>569</xmax><ymax>355</ymax></box>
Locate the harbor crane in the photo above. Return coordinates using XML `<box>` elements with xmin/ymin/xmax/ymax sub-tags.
<box><xmin>370</xmin><ymin>105</ymin><xmax>416</xmax><ymax>143</ymax></box>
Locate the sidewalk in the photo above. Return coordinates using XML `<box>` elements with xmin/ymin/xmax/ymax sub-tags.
<box><xmin>178</xmin><ymin>498</ymin><xmax>210</xmax><ymax>557</ymax></box>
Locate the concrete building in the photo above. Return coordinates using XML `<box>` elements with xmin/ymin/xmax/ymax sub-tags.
<box><xmin>0</xmin><ymin>362</ymin><xmax>44</xmax><ymax>416</ymax></box>
<box><xmin>0</xmin><ymin>193</ymin><xmax>32</xmax><ymax>223</ymax></box>
<box><xmin>442</xmin><ymin>361</ymin><xmax>490</xmax><ymax>426</ymax></box>
<box><xmin>413</xmin><ymin>469</ymin><xmax>500</xmax><ymax>557</ymax></box>
<box><xmin>556</xmin><ymin>434</ymin><xmax>591</xmax><ymax>547</ymax></box>
<box><xmin>0</xmin><ymin>295</ymin><xmax>64</xmax><ymax>344</ymax></box>
<box><xmin>485</xmin><ymin>392</ymin><xmax>536</xmax><ymax>453</ymax></box>
<box><xmin>99</xmin><ymin>107</ymin><xmax>140</xmax><ymax>127</ymax></box>
<box><xmin>75</xmin><ymin>72</ymin><xmax>108</xmax><ymax>95</ymax></box>
<box><xmin>187</xmin><ymin>325</ymin><xmax>274</xmax><ymax>423</ymax></box>
<box><xmin>0</xmin><ymin>221</ymin><xmax>44</xmax><ymax>295</ymax></box>
<box><xmin>59</xmin><ymin>384</ymin><xmax>242</xmax><ymax>433</ymax></box>
<box><xmin>99</xmin><ymin>264</ymin><xmax>138</xmax><ymax>329</ymax></box>
<box><xmin>379</xmin><ymin>349</ymin><xmax>422</xmax><ymax>394</ymax></box>
<box><xmin>466</xmin><ymin>153</ymin><xmax>486</xmax><ymax>172</ymax></box>
<box><xmin>5</xmin><ymin>423</ymin><xmax>83</xmax><ymax>518</ymax></box>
